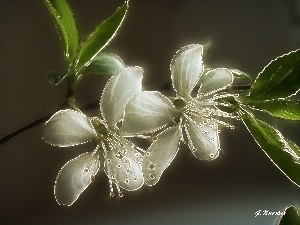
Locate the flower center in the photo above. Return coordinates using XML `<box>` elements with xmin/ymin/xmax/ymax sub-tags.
<box><xmin>91</xmin><ymin>118</ymin><xmax>108</xmax><ymax>138</ymax></box>
<box><xmin>172</xmin><ymin>98</ymin><xmax>187</xmax><ymax>111</ymax></box>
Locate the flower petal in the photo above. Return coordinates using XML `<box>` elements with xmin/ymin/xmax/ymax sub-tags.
<box><xmin>171</xmin><ymin>44</ymin><xmax>203</xmax><ymax>98</ymax></box>
<box><xmin>198</xmin><ymin>68</ymin><xmax>233</xmax><ymax>96</ymax></box>
<box><xmin>43</xmin><ymin>109</ymin><xmax>97</xmax><ymax>147</ymax></box>
<box><xmin>100</xmin><ymin>67</ymin><xmax>143</xmax><ymax>128</ymax></box>
<box><xmin>185</xmin><ymin>118</ymin><xmax>220</xmax><ymax>160</ymax></box>
<box><xmin>143</xmin><ymin>126</ymin><xmax>181</xmax><ymax>186</ymax></box>
<box><xmin>122</xmin><ymin>91</ymin><xmax>179</xmax><ymax>135</ymax></box>
<box><xmin>54</xmin><ymin>149</ymin><xmax>100</xmax><ymax>206</ymax></box>
<box><xmin>103</xmin><ymin>134</ymin><xmax>144</xmax><ymax>191</ymax></box>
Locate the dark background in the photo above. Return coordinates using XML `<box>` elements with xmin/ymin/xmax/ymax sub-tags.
<box><xmin>1</xmin><ymin>0</ymin><xmax>300</xmax><ymax>224</ymax></box>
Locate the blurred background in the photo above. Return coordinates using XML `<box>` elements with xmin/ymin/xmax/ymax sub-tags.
<box><xmin>1</xmin><ymin>0</ymin><xmax>300</xmax><ymax>224</ymax></box>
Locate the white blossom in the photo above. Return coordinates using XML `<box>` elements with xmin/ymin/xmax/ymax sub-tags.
<box><xmin>43</xmin><ymin>67</ymin><xmax>144</xmax><ymax>205</ymax></box>
<box><xmin>122</xmin><ymin>44</ymin><xmax>234</xmax><ymax>186</ymax></box>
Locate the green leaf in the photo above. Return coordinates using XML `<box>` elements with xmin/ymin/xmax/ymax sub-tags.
<box><xmin>277</xmin><ymin>205</ymin><xmax>300</xmax><ymax>225</ymax></box>
<box><xmin>239</xmin><ymin>108</ymin><xmax>300</xmax><ymax>187</ymax></box>
<box><xmin>248</xmin><ymin>99</ymin><xmax>300</xmax><ymax>121</ymax></box>
<box><xmin>250</xmin><ymin>49</ymin><xmax>300</xmax><ymax>100</ymax></box>
<box><xmin>84</xmin><ymin>53</ymin><xmax>126</xmax><ymax>76</ymax></box>
<box><xmin>74</xmin><ymin>1</ymin><xmax>129</xmax><ymax>76</ymax></box>
<box><xmin>44</xmin><ymin>0</ymin><xmax>79</xmax><ymax>64</ymax></box>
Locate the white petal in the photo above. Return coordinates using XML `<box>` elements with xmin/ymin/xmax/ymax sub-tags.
<box><xmin>185</xmin><ymin>118</ymin><xmax>220</xmax><ymax>160</ymax></box>
<box><xmin>122</xmin><ymin>91</ymin><xmax>179</xmax><ymax>135</ymax></box>
<box><xmin>100</xmin><ymin>67</ymin><xmax>143</xmax><ymax>128</ymax></box>
<box><xmin>43</xmin><ymin>109</ymin><xmax>97</xmax><ymax>147</ymax></box>
<box><xmin>143</xmin><ymin>126</ymin><xmax>181</xmax><ymax>186</ymax></box>
<box><xmin>198</xmin><ymin>68</ymin><xmax>233</xmax><ymax>96</ymax></box>
<box><xmin>171</xmin><ymin>44</ymin><xmax>203</xmax><ymax>98</ymax></box>
<box><xmin>54</xmin><ymin>149</ymin><xmax>100</xmax><ymax>206</ymax></box>
<box><xmin>103</xmin><ymin>134</ymin><xmax>144</xmax><ymax>191</ymax></box>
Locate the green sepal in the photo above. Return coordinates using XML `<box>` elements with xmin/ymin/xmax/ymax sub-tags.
<box><xmin>239</xmin><ymin>108</ymin><xmax>300</xmax><ymax>187</ymax></box>
<box><xmin>250</xmin><ymin>49</ymin><xmax>300</xmax><ymax>101</ymax></box>
<box><xmin>277</xmin><ymin>205</ymin><xmax>300</xmax><ymax>225</ymax></box>
<box><xmin>74</xmin><ymin>1</ymin><xmax>129</xmax><ymax>77</ymax></box>
<box><xmin>84</xmin><ymin>53</ymin><xmax>126</xmax><ymax>76</ymax></box>
<box><xmin>230</xmin><ymin>69</ymin><xmax>253</xmax><ymax>86</ymax></box>
<box><xmin>248</xmin><ymin>99</ymin><xmax>300</xmax><ymax>121</ymax></box>
<box><xmin>44</xmin><ymin>0</ymin><xmax>79</xmax><ymax>64</ymax></box>
<box><xmin>214</xmin><ymin>95</ymin><xmax>238</xmax><ymax>113</ymax></box>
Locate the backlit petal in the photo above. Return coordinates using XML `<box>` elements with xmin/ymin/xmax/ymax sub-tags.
<box><xmin>185</xmin><ymin>118</ymin><xmax>220</xmax><ymax>160</ymax></box>
<box><xmin>143</xmin><ymin>126</ymin><xmax>181</xmax><ymax>186</ymax></box>
<box><xmin>198</xmin><ymin>68</ymin><xmax>233</xmax><ymax>96</ymax></box>
<box><xmin>100</xmin><ymin>67</ymin><xmax>143</xmax><ymax>128</ymax></box>
<box><xmin>43</xmin><ymin>109</ymin><xmax>97</xmax><ymax>147</ymax></box>
<box><xmin>54</xmin><ymin>149</ymin><xmax>100</xmax><ymax>206</ymax></box>
<box><xmin>171</xmin><ymin>44</ymin><xmax>203</xmax><ymax>98</ymax></box>
<box><xmin>122</xmin><ymin>91</ymin><xmax>179</xmax><ymax>135</ymax></box>
<box><xmin>103</xmin><ymin>134</ymin><xmax>144</xmax><ymax>191</ymax></box>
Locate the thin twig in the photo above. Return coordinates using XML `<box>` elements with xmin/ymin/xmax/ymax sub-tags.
<box><xmin>0</xmin><ymin>84</ymin><xmax>251</xmax><ymax>147</ymax></box>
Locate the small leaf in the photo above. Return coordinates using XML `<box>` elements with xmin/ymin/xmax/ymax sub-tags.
<box><xmin>277</xmin><ymin>205</ymin><xmax>300</xmax><ymax>225</ymax></box>
<box><xmin>44</xmin><ymin>0</ymin><xmax>79</xmax><ymax>64</ymax></box>
<box><xmin>239</xmin><ymin>108</ymin><xmax>300</xmax><ymax>187</ymax></box>
<box><xmin>248</xmin><ymin>99</ymin><xmax>300</xmax><ymax>121</ymax></box>
<box><xmin>250</xmin><ymin>49</ymin><xmax>300</xmax><ymax>100</ymax></box>
<box><xmin>84</xmin><ymin>53</ymin><xmax>126</xmax><ymax>76</ymax></box>
<box><xmin>75</xmin><ymin>1</ymin><xmax>129</xmax><ymax>76</ymax></box>
<box><xmin>47</xmin><ymin>71</ymin><xmax>65</xmax><ymax>85</ymax></box>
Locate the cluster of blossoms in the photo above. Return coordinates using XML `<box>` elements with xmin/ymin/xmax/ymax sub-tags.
<box><xmin>43</xmin><ymin>44</ymin><xmax>236</xmax><ymax>205</ymax></box>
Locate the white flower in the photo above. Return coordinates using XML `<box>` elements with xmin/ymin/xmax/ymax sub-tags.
<box><xmin>122</xmin><ymin>44</ymin><xmax>234</xmax><ymax>186</ymax></box>
<box><xmin>43</xmin><ymin>67</ymin><xmax>144</xmax><ymax>206</ymax></box>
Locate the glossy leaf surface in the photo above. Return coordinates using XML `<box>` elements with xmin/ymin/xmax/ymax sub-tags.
<box><xmin>250</xmin><ymin>49</ymin><xmax>300</xmax><ymax>100</ymax></box>
<box><xmin>75</xmin><ymin>1</ymin><xmax>128</xmax><ymax>75</ymax></box>
<box><xmin>44</xmin><ymin>0</ymin><xmax>79</xmax><ymax>64</ymax></box>
<box><xmin>248</xmin><ymin>99</ymin><xmax>300</xmax><ymax>120</ymax></box>
<box><xmin>277</xmin><ymin>205</ymin><xmax>300</xmax><ymax>225</ymax></box>
<box><xmin>240</xmin><ymin>108</ymin><xmax>300</xmax><ymax>187</ymax></box>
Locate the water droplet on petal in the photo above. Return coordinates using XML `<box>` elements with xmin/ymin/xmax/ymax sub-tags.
<box><xmin>83</xmin><ymin>166</ymin><xmax>89</xmax><ymax>174</ymax></box>
<box><xmin>149</xmin><ymin>174</ymin><xmax>155</xmax><ymax>179</ymax></box>
<box><xmin>149</xmin><ymin>163</ymin><xmax>155</xmax><ymax>170</ymax></box>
